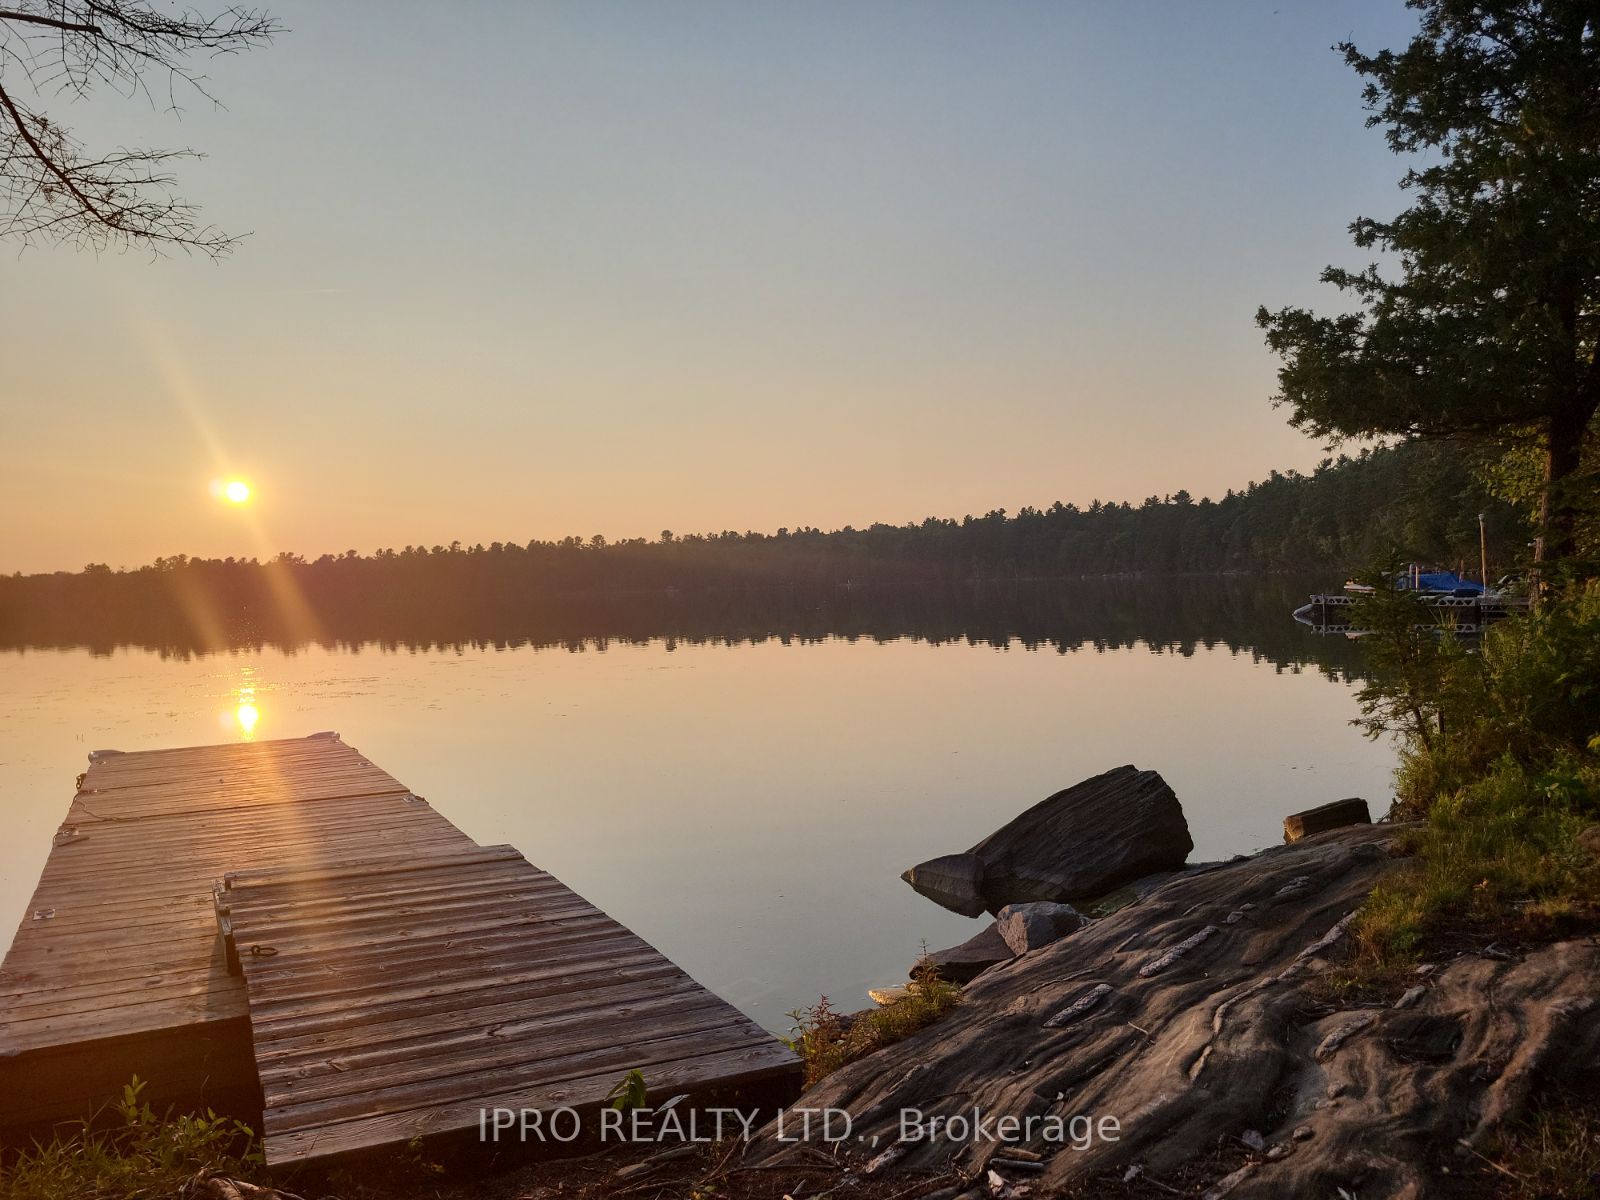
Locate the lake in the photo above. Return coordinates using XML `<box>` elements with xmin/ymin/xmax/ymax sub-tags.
<box><xmin>0</xmin><ymin>578</ymin><xmax>1392</xmax><ymax>1032</ymax></box>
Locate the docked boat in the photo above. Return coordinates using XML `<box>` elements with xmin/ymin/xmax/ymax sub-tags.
<box><xmin>1292</xmin><ymin>566</ymin><xmax>1528</xmax><ymax>634</ymax></box>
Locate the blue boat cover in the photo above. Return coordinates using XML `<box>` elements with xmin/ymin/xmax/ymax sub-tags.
<box><xmin>1408</xmin><ymin>571</ymin><xmax>1485</xmax><ymax>595</ymax></box>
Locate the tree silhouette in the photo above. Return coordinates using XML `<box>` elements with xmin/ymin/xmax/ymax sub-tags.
<box><xmin>0</xmin><ymin>1</ymin><xmax>278</xmax><ymax>254</ymax></box>
<box><xmin>1259</xmin><ymin>0</ymin><xmax>1600</xmax><ymax>572</ymax></box>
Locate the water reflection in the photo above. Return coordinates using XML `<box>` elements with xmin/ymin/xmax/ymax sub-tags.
<box><xmin>0</xmin><ymin>577</ymin><xmax>1392</xmax><ymax>1029</ymax></box>
<box><xmin>0</xmin><ymin>576</ymin><xmax>1366</xmax><ymax>682</ymax></box>
<box><xmin>224</xmin><ymin>667</ymin><xmax>262</xmax><ymax>739</ymax></box>
<box><xmin>235</xmin><ymin>700</ymin><xmax>259</xmax><ymax>737</ymax></box>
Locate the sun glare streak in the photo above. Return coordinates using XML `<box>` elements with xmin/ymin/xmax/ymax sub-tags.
<box><xmin>133</xmin><ymin>317</ymin><xmax>326</xmax><ymax>645</ymax></box>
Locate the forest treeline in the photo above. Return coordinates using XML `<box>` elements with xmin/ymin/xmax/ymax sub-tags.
<box><xmin>0</xmin><ymin>439</ymin><xmax>1522</xmax><ymax>654</ymax></box>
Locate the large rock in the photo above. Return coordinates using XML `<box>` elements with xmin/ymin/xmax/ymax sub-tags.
<box><xmin>915</xmin><ymin>921</ymin><xmax>1014</xmax><ymax>984</ymax></box>
<box><xmin>899</xmin><ymin>852</ymin><xmax>987</xmax><ymax>918</ymax></box>
<box><xmin>995</xmin><ymin>901</ymin><xmax>1087</xmax><ymax>954</ymax></box>
<box><xmin>902</xmin><ymin>765</ymin><xmax>1192</xmax><ymax>914</ymax></box>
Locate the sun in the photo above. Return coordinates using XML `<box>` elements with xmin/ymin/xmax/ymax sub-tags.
<box><xmin>223</xmin><ymin>480</ymin><xmax>251</xmax><ymax>504</ymax></box>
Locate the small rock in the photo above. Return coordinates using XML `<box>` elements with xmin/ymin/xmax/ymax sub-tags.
<box><xmin>1415</xmin><ymin>962</ymin><xmax>1438</xmax><ymax>977</ymax></box>
<box><xmin>996</xmin><ymin>901</ymin><xmax>1088</xmax><ymax>954</ymax></box>
<box><xmin>1139</xmin><ymin>924</ymin><xmax>1221</xmax><ymax>977</ymax></box>
<box><xmin>863</xmin><ymin>1145</ymin><xmax>905</xmax><ymax>1175</ymax></box>
<box><xmin>1314</xmin><ymin>1011</ymin><xmax>1377</xmax><ymax>1061</ymax></box>
<box><xmin>1577</xmin><ymin>825</ymin><xmax>1600</xmax><ymax>856</ymax></box>
<box><xmin>1265</xmin><ymin>1144</ymin><xmax>1292</xmax><ymax>1161</ymax></box>
<box><xmin>868</xmin><ymin>986</ymin><xmax>911</xmax><ymax>1006</ymax></box>
<box><xmin>1239</xmin><ymin>1129</ymin><xmax>1266</xmax><ymax>1152</ymax></box>
<box><xmin>1042</xmin><ymin>983</ymin><xmax>1112</xmax><ymax>1029</ymax></box>
<box><xmin>1395</xmin><ymin>985</ymin><xmax>1426</xmax><ymax>1010</ymax></box>
<box><xmin>1293</xmin><ymin>1125</ymin><xmax>1314</xmax><ymax>1142</ymax></box>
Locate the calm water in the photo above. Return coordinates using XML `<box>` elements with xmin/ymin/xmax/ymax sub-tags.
<box><xmin>0</xmin><ymin>580</ymin><xmax>1392</xmax><ymax>1031</ymax></box>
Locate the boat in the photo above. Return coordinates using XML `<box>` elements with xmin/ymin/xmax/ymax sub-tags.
<box><xmin>1292</xmin><ymin>565</ymin><xmax>1529</xmax><ymax>634</ymax></box>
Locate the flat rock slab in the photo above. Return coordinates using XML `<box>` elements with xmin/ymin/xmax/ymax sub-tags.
<box><xmin>903</xmin><ymin>765</ymin><xmax>1192</xmax><ymax>914</ymax></box>
<box><xmin>916</xmin><ymin>922</ymin><xmax>1013</xmax><ymax>984</ymax></box>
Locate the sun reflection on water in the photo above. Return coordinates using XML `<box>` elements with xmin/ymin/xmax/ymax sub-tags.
<box><xmin>224</xmin><ymin>669</ymin><xmax>262</xmax><ymax>739</ymax></box>
<box><xmin>235</xmin><ymin>701</ymin><xmax>260</xmax><ymax>737</ymax></box>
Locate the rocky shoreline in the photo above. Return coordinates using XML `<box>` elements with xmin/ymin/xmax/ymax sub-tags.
<box><xmin>752</xmin><ymin>770</ymin><xmax>1600</xmax><ymax>1198</ymax></box>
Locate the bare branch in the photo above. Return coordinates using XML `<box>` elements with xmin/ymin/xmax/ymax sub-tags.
<box><xmin>0</xmin><ymin>1</ymin><xmax>279</xmax><ymax>254</ymax></box>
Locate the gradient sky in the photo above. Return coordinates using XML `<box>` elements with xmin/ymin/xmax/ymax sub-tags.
<box><xmin>0</xmin><ymin>0</ymin><xmax>1422</xmax><ymax>574</ymax></box>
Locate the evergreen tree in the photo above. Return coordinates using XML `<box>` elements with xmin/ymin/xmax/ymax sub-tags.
<box><xmin>1258</xmin><ymin>0</ymin><xmax>1600</xmax><ymax>570</ymax></box>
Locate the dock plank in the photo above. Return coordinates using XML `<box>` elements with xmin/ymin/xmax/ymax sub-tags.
<box><xmin>0</xmin><ymin>735</ymin><xmax>471</xmax><ymax>1126</ymax></box>
<box><xmin>225</xmin><ymin>846</ymin><xmax>799</xmax><ymax>1166</ymax></box>
<box><xmin>2</xmin><ymin>733</ymin><xmax>800</xmax><ymax>1158</ymax></box>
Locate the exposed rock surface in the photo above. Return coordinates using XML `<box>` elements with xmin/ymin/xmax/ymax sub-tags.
<box><xmin>995</xmin><ymin>901</ymin><xmax>1087</xmax><ymax>955</ymax></box>
<box><xmin>916</xmin><ymin>922</ymin><xmax>1014</xmax><ymax>984</ymax></box>
<box><xmin>759</xmin><ymin>825</ymin><xmax>1600</xmax><ymax>1199</ymax></box>
<box><xmin>902</xmin><ymin>766</ymin><xmax>1192</xmax><ymax>914</ymax></box>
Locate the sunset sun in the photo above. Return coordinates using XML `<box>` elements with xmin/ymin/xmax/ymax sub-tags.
<box><xmin>222</xmin><ymin>479</ymin><xmax>251</xmax><ymax>504</ymax></box>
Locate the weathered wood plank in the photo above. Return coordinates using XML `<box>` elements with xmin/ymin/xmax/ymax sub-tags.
<box><xmin>2</xmin><ymin>733</ymin><xmax>800</xmax><ymax>1160</ymax></box>
<box><xmin>227</xmin><ymin>846</ymin><xmax>799</xmax><ymax>1166</ymax></box>
<box><xmin>0</xmin><ymin>735</ymin><xmax>464</xmax><ymax>1107</ymax></box>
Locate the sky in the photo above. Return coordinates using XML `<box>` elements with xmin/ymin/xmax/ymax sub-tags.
<box><xmin>0</xmin><ymin>0</ymin><xmax>1423</xmax><ymax>574</ymax></box>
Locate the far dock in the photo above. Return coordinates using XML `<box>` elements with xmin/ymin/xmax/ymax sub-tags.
<box><xmin>0</xmin><ymin>734</ymin><xmax>798</xmax><ymax>1164</ymax></box>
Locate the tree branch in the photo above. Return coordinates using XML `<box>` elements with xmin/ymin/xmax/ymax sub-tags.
<box><xmin>0</xmin><ymin>8</ymin><xmax>99</xmax><ymax>34</ymax></box>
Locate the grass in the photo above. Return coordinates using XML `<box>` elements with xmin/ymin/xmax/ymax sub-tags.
<box><xmin>1474</xmin><ymin>1088</ymin><xmax>1600</xmax><ymax>1199</ymax></box>
<box><xmin>1312</xmin><ymin>753</ymin><xmax>1600</xmax><ymax>1002</ymax></box>
<box><xmin>0</xmin><ymin>1078</ymin><xmax>265</xmax><ymax>1200</ymax></box>
<box><xmin>786</xmin><ymin>962</ymin><xmax>961</xmax><ymax>1087</ymax></box>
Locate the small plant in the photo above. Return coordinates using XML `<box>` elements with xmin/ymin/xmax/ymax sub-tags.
<box><xmin>608</xmin><ymin>1068</ymin><xmax>648</xmax><ymax>1111</ymax></box>
<box><xmin>786</xmin><ymin>960</ymin><xmax>961</xmax><ymax>1087</ymax></box>
<box><xmin>0</xmin><ymin>1077</ymin><xmax>264</xmax><ymax>1200</ymax></box>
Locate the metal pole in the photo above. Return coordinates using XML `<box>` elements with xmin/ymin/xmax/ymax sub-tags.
<box><xmin>1478</xmin><ymin>512</ymin><xmax>1488</xmax><ymax>585</ymax></box>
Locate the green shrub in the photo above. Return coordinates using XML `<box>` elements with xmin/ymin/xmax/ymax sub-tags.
<box><xmin>0</xmin><ymin>1078</ymin><xmax>263</xmax><ymax>1200</ymax></box>
<box><xmin>786</xmin><ymin>964</ymin><xmax>961</xmax><ymax>1087</ymax></box>
<box><xmin>1352</xmin><ymin>579</ymin><xmax>1600</xmax><ymax>814</ymax></box>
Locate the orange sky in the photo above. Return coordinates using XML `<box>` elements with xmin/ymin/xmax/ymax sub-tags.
<box><xmin>0</xmin><ymin>1</ymin><xmax>1417</xmax><ymax>574</ymax></box>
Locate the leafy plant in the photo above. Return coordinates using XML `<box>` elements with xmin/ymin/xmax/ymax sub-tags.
<box><xmin>786</xmin><ymin>961</ymin><xmax>961</xmax><ymax>1087</ymax></box>
<box><xmin>607</xmin><ymin>1068</ymin><xmax>648</xmax><ymax>1112</ymax></box>
<box><xmin>0</xmin><ymin>1077</ymin><xmax>264</xmax><ymax>1200</ymax></box>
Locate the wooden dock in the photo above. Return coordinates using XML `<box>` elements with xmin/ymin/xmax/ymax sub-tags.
<box><xmin>0</xmin><ymin>734</ymin><xmax>799</xmax><ymax>1163</ymax></box>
